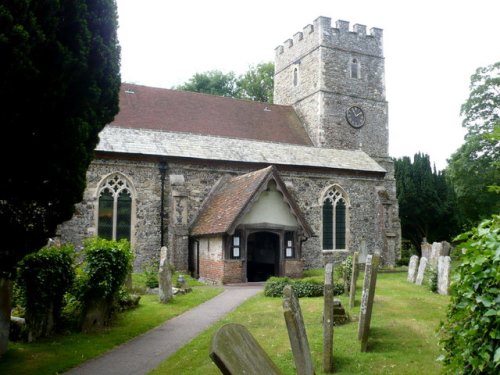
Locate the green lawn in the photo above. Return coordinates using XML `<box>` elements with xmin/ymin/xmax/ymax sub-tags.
<box><xmin>0</xmin><ymin>287</ymin><xmax>223</xmax><ymax>375</ymax></box>
<box><xmin>153</xmin><ymin>270</ymin><xmax>450</xmax><ymax>375</ymax></box>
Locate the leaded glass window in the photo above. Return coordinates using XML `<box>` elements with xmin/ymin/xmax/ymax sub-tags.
<box><xmin>97</xmin><ymin>174</ymin><xmax>133</xmax><ymax>241</ymax></box>
<box><xmin>322</xmin><ymin>187</ymin><xmax>347</xmax><ymax>250</ymax></box>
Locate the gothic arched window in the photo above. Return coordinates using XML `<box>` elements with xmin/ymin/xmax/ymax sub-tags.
<box><xmin>322</xmin><ymin>187</ymin><xmax>348</xmax><ymax>250</ymax></box>
<box><xmin>350</xmin><ymin>58</ymin><xmax>360</xmax><ymax>79</ymax></box>
<box><xmin>97</xmin><ymin>174</ymin><xmax>133</xmax><ymax>241</ymax></box>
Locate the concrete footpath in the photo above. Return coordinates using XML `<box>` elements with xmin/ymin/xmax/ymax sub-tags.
<box><xmin>64</xmin><ymin>284</ymin><xmax>263</xmax><ymax>375</ymax></box>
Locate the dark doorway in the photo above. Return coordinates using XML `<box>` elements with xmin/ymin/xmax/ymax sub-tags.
<box><xmin>247</xmin><ymin>232</ymin><xmax>280</xmax><ymax>282</ymax></box>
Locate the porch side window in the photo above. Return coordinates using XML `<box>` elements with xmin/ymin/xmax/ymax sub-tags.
<box><xmin>230</xmin><ymin>233</ymin><xmax>241</xmax><ymax>259</ymax></box>
<box><xmin>285</xmin><ymin>231</ymin><xmax>295</xmax><ymax>258</ymax></box>
<box><xmin>97</xmin><ymin>174</ymin><xmax>133</xmax><ymax>241</ymax></box>
<box><xmin>322</xmin><ymin>187</ymin><xmax>347</xmax><ymax>250</ymax></box>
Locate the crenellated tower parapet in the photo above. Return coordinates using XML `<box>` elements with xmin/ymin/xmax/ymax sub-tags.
<box><xmin>274</xmin><ymin>16</ymin><xmax>383</xmax><ymax>74</ymax></box>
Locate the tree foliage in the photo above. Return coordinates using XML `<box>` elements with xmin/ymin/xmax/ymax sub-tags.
<box><xmin>394</xmin><ymin>153</ymin><xmax>460</xmax><ymax>252</ymax></box>
<box><xmin>446</xmin><ymin>62</ymin><xmax>500</xmax><ymax>226</ymax></box>
<box><xmin>438</xmin><ymin>215</ymin><xmax>500</xmax><ymax>374</ymax></box>
<box><xmin>0</xmin><ymin>0</ymin><xmax>120</xmax><ymax>355</ymax></box>
<box><xmin>175</xmin><ymin>62</ymin><xmax>274</xmax><ymax>103</ymax></box>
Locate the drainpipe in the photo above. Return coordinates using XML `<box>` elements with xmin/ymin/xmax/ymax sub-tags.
<box><xmin>159</xmin><ymin>159</ymin><xmax>168</xmax><ymax>247</ymax></box>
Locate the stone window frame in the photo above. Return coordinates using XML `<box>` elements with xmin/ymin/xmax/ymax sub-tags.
<box><xmin>350</xmin><ymin>57</ymin><xmax>360</xmax><ymax>79</ymax></box>
<box><xmin>292</xmin><ymin>65</ymin><xmax>300</xmax><ymax>87</ymax></box>
<box><xmin>320</xmin><ymin>184</ymin><xmax>350</xmax><ymax>253</ymax></box>
<box><xmin>95</xmin><ymin>172</ymin><xmax>137</xmax><ymax>244</ymax></box>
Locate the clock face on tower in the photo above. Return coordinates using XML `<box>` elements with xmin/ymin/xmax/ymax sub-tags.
<box><xmin>346</xmin><ymin>106</ymin><xmax>365</xmax><ymax>128</ymax></box>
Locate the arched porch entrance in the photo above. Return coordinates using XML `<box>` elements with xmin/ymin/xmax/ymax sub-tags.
<box><xmin>246</xmin><ymin>231</ymin><xmax>280</xmax><ymax>282</ymax></box>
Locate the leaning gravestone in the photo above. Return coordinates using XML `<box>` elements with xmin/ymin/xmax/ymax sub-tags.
<box><xmin>437</xmin><ymin>256</ymin><xmax>451</xmax><ymax>295</ymax></box>
<box><xmin>407</xmin><ymin>255</ymin><xmax>419</xmax><ymax>283</ymax></box>
<box><xmin>357</xmin><ymin>253</ymin><xmax>380</xmax><ymax>352</ymax></box>
<box><xmin>415</xmin><ymin>257</ymin><xmax>428</xmax><ymax>286</ymax></box>
<box><xmin>158</xmin><ymin>246</ymin><xmax>173</xmax><ymax>303</ymax></box>
<box><xmin>283</xmin><ymin>285</ymin><xmax>315</xmax><ymax>375</ymax></box>
<box><xmin>209</xmin><ymin>323</ymin><xmax>282</xmax><ymax>375</ymax></box>
<box><xmin>349</xmin><ymin>252</ymin><xmax>359</xmax><ymax>309</ymax></box>
<box><xmin>421</xmin><ymin>241</ymin><xmax>432</xmax><ymax>260</ymax></box>
<box><xmin>323</xmin><ymin>263</ymin><xmax>334</xmax><ymax>373</ymax></box>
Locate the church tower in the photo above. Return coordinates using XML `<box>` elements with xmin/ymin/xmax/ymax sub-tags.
<box><xmin>274</xmin><ymin>17</ymin><xmax>387</xmax><ymax>158</ymax></box>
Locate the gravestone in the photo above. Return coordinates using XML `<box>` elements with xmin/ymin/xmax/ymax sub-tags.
<box><xmin>282</xmin><ymin>285</ymin><xmax>315</xmax><ymax>375</ymax></box>
<box><xmin>430</xmin><ymin>241</ymin><xmax>451</xmax><ymax>267</ymax></box>
<box><xmin>357</xmin><ymin>253</ymin><xmax>380</xmax><ymax>352</ymax></box>
<box><xmin>349</xmin><ymin>252</ymin><xmax>359</xmax><ymax>309</ymax></box>
<box><xmin>415</xmin><ymin>257</ymin><xmax>428</xmax><ymax>286</ymax></box>
<box><xmin>332</xmin><ymin>300</ymin><xmax>349</xmax><ymax>325</ymax></box>
<box><xmin>421</xmin><ymin>241</ymin><xmax>432</xmax><ymax>260</ymax></box>
<box><xmin>158</xmin><ymin>246</ymin><xmax>173</xmax><ymax>303</ymax></box>
<box><xmin>407</xmin><ymin>255</ymin><xmax>419</xmax><ymax>283</ymax></box>
<box><xmin>323</xmin><ymin>263</ymin><xmax>334</xmax><ymax>373</ymax></box>
<box><xmin>209</xmin><ymin>323</ymin><xmax>282</xmax><ymax>375</ymax></box>
<box><xmin>437</xmin><ymin>256</ymin><xmax>451</xmax><ymax>295</ymax></box>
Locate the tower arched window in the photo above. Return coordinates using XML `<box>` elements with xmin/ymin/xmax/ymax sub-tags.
<box><xmin>97</xmin><ymin>174</ymin><xmax>133</xmax><ymax>241</ymax></box>
<box><xmin>322</xmin><ymin>187</ymin><xmax>348</xmax><ymax>250</ymax></box>
<box><xmin>350</xmin><ymin>58</ymin><xmax>360</xmax><ymax>79</ymax></box>
<box><xmin>293</xmin><ymin>66</ymin><xmax>299</xmax><ymax>86</ymax></box>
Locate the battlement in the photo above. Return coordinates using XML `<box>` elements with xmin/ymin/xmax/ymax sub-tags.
<box><xmin>275</xmin><ymin>16</ymin><xmax>383</xmax><ymax>71</ymax></box>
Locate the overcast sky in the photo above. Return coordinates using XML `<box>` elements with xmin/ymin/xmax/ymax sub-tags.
<box><xmin>115</xmin><ymin>0</ymin><xmax>500</xmax><ymax>171</ymax></box>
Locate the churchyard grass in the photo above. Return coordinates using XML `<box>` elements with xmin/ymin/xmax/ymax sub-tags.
<box><xmin>153</xmin><ymin>269</ymin><xmax>449</xmax><ymax>375</ymax></box>
<box><xmin>0</xmin><ymin>283</ymin><xmax>223</xmax><ymax>375</ymax></box>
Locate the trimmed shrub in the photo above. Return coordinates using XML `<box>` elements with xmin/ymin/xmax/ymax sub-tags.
<box><xmin>17</xmin><ymin>245</ymin><xmax>75</xmax><ymax>341</ymax></box>
<box><xmin>77</xmin><ymin>237</ymin><xmax>133</xmax><ymax>332</ymax></box>
<box><xmin>438</xmin><ymin>215</ymin><xmax>500</xmax><ymax>374</ymax></box>
<box><xmin>264</xmin><ymin>277</ymin><xmax>344</xmax><ymax>298</ymax></box>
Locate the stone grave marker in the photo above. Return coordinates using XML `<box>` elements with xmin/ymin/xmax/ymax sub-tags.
<box><xmin>349</xmin><ymin>251</ymin><xmax>359</xmax><ymax>309</ymax></box>
<box><xmin>357</xmin><ymin>253</ymin><xmax>381</xmax><ymax>352</ymax></box>
<box><xmin>283</xmin><ymin>285</ymin><xmax>315</xmax><ymax>375</ymax></box>
<box><xmin>323</xmin><ymin>263</ymin><xmax>334</xmax><ymax>373</ymax></box>
<box><xmin>421</xmin><ymin>240</ymin><xmax>432</xmax><ymax>260</ymax></box>
<box><xmin>415</xmin><ymin>257</ymin><xmax>428</xmax><ymax>286</ymax></box>
<box><xmin>158</xmin><ymin>246</ymin><xmax>173</xmax><ymax>303</ymax></box>
<box><xmin>407</xmin><ymin>255</ymin><xmax>419</xmax><ymax>283</ymax></box>
<box><xmin>437</xmin><ymin>256</ymin><xmax>451</xmax><ymax>295</ymax></box>
<box><xmin>209</xmin><ymin>323</ymin><xmax>282</xmax><ymax>375</ymax></box>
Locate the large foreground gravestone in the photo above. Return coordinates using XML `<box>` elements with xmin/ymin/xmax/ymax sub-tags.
<box><xmin>349</xmin><ymin>252</ymin><xmax>359</xmax><ymax>309</ymax></box>
<box><xmin>210</xmin><ymin>323</ymin><xmax>282</xmax><ymax>375</ymax></box>
<box><xmin>437</xmin><ymin>256</ymin><xmax>451</xmax><ymax>295</ymax></box>
<box><xmin>323</xmin><ymin>263</ymin><xmax>334</xmax><ymax>373</ymax></box>
<box><xmin>358</xmin><ymin>253</ymin><xmax>380</xmax><ymax>352</ymax></box>
<box><xmin>415</xmin><ymin>257</ymin><xmax>428</xmax><ymax>286</ymax></box>
<box><xmin>407</xmin><ymin>255</ymin><xmax>419</xmax><ymax>283</ymax></box>
<box><xmin>283</xmin><ymin>285</ymin><xmax>315</xmax><ymax>375</ymax></box>
<box><xmin>158</xmin><ymin>246</ymin><xmax>173</xmax><ymax>303</ymax></box>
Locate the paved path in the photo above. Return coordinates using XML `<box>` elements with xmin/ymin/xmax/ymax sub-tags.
<box><xmin>64</xmin><ymin>284</ymin><xmax>263</xmax><ymax>375</ymax></box>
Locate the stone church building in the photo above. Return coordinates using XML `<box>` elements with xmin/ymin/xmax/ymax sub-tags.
<box><xmin>58</xmin><ymin>16</ymin><xmax>401</xmax><ymax>284</ymax></box>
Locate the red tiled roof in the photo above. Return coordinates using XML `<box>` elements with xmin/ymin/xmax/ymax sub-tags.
<box><xmin>190</xmin><ymin>166</ymin><xmax>313</xmax><ymax>237</ymax></box>
<box><xmin>112</xmin><ymin>83</ymin><xmax>313</xmax><ymax>145</ymax></box>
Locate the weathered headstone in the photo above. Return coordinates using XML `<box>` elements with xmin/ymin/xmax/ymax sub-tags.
<box><xmin>349</xmin><ymin>252</ymin><xmax>359</xmax><ymax>309</ymax></box>
<box><xmin>437</xmin><ymin>256</ymin><xmax>451</xmax><ymax>295</ymax></box>
<box><xmin>323</xmin><ymin>263</ymin><xmax>334</xmax><ymax>373</ymax></box>
<box><xmin>421</xmin><ymin>240</ymin><xmax>432</xmax><ymax>260</ymax></box>
<box><xmin>407</xmin><ymin>255</ymin><xmax>419</xmax><ymax>283</ymax></box>
<box><xmin>158</xmin><ymin>246</ymin><xmax>173</xmax><ymax>303</ymax></box>
<box><xmin>357</xmin><ymin>253</ymin><xmax>380</xmax><ymax>352</ymax></box>
<box><xmin>209</xmin><ymin>323</ymin><xmax>282</xmax><ymax>375</ymax></box>
<box><xmin>283</xmin><ymin>285</ymin><xmax>315</xmax><ymax>375</ymax></box>
<box><xmin>332</xmin><ymin>300</ymin><xmax>349</xmax><ymax>325</ymax></box>
<box><xmin>415</xmin><ymin>257</ymin><xmax>428</xmax><ymax>286</ymax></box>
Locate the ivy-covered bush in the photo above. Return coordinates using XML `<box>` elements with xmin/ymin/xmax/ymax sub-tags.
<box><xmin>77</xmin><ymin>237</ymin><xmax>133</xmax><ymax>332</ymax></box>
<box><xmin>17</xmin><ymin>245</ymin><xmax>75</xmax><ymax>341</ymax></box>
<box><xmin>438</xmin><ymin>215</ymin><xmax>500</xmax><ymax>374</ymax></box>
<box><xmin>427</xmin><ymin>266</ymin><xmax>438</xmax><ymax>293</ymax></box>
<box><xmin>264</xmin><ymin>276</ymin><xmax>343</xmax><ymax>298</ymax></box>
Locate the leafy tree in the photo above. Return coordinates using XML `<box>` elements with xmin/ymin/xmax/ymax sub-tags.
<box><xmin>237</xmin><ymin>62</ymin><xmax>274</xmax><ymax>103</ymax></box>
<box><xmin>175</xmin><ymin>70</ymin><xmax>238</xmax><ymax>97</ymax></box>
<box><xmin>394</xmin><ymin>153</ymin><xmax>460</xmax><ymax>253</ymax></box>
<box><xmin>447</xmin><ymin>62</ymin><xmax>500</xmax><ymax>226</ymax></box>
<box><xmin>0</xmin><ymin>0</ymin><xmax>120</xmax><ymax>356</ymax></box>
<box><xmin>175</xmin><ymin>62</ymin><xmax>275</xmax><ymax>103</ymax></box>
<box><xmin>438</xmin><ymin>215</ymin><xmax>500</xmax><ymax>374</ymax></box>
